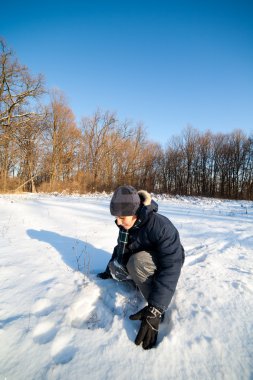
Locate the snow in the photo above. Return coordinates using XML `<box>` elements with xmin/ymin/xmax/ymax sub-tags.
<box><xmin>0</xmin><ymin>193</ymin><xmax>252</xmax><ymax>380</ymax></box>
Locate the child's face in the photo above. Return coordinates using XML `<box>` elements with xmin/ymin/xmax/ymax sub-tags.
<box><xmin>116</xmin><ymin>215</ymin><xmax>137</xmax><ymax>230</ymax></box>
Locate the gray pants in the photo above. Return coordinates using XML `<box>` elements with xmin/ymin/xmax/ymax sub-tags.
<box><xmin>126</xmin><ymin>251</ymin><xmax>157</xmax><ymax>301</ymax></box>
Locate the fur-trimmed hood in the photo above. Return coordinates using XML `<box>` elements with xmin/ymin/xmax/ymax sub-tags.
<box><xmin>137</xmin><ymin>190</ymin><xmax>158</xmax><ymax>222</ymax></box>
<box><xmin>138</xmin><ymin>190</ymin><xmax>152</xmax><ymax>206</ymax></box>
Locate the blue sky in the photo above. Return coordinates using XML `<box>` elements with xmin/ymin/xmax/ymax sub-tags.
<box><xmin>1</xmin><ymin>0</ymin><xmax>253</xmax><ymax>144</ymax></box>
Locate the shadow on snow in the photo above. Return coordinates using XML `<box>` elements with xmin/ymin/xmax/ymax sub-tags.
<box><xmin>26</xmin><ymin>229</ymin><xmax>110</xmax><ymax>274</ymax></box>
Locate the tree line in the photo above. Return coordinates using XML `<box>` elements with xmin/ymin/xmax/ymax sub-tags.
<box><xmin>1</xmin><ymin>39</ymin><xmax>253</xmax><ymax>199</ymax></box>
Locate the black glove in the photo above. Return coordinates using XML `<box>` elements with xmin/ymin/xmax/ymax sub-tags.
<box><xmin>97</xmin><ymin>271</ymin><xmax>112</xmax><ymax>279</ymax></box>
<box><xmin>129</xmin><ymin>305</ymin><xmax>163</xmax><ymax>349</ymax></box>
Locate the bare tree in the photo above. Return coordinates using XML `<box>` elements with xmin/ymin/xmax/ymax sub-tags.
<box><xmin>0</xmin><ymin>38</ymin><xmax>44</xmax><ymax>191</ymax></box>
<box><xmin>81</xmin><ymin>110</ymin><xmax>123</xmax><ymax>191</ymax></box>
<box><xmin>42</xmin><ymin>90</ymin><xmax>80</xmax><ymax>191</ymax></box>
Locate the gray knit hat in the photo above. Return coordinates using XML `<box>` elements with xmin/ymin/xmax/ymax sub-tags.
<box><xmin>110</xmin><ymin>185</ymin><xmax>141</xmax><ymax>216</ymax></box>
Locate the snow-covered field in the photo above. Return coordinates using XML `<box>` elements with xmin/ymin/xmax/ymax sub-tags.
<box><xmin>0</xmin><ymin>193</ymin><xmax>252</xmax><ymax>380</ymax></box>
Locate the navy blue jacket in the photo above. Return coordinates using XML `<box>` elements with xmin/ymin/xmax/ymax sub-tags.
<box><xmin>109</xmin><ymin>197</ymin><xmax>184</xmax><ymax>311</ymax></box>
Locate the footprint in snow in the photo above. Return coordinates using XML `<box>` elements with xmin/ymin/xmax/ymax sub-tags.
<box><xmin>187</xmin><ymin>253</ymin><xmax>208</xmax><ymax>266</ymax></box>
<box><xmin>67</xmin><ymin>281</ymin><xmax>114</xmax><ymax>330</ymax></box>
<box><xmin>36</xmin><ymin>273</ymin><xmax>56</xmax><ymax>286</ymax></box>
<box><xmin>0</xmin><ymin>314</ymin><xmax>23</xmax><ymax>329</ymax></box>
<box><xmin>31</xmin><ymin>298</ymin><xmax>54</xmax><ymax>317</ymax></box>
<box><xmin>33</xmin><ymin>321</ymin><xmax>57</xmax><ymax>344</ymax></box>
<box><xmin>187</xmin><ymin>244</ymin><xmax>206</xmax><ymax>257</ymax></box>
<box><xmin>50</xmin><ymin>334</ymin><xmax>77</xmax><ymax>364</ymax></box>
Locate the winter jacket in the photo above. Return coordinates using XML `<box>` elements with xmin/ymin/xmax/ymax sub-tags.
<box><xmin>107</xmin><ymin>190</ymin><xmax>185</xmax><ymax>311</ymax></box>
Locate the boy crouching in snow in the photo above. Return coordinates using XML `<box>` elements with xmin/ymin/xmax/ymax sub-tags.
<box><xmin>98</xmin><ymin>185</ymin><xmax>184</xmax><ymax>349</ymax></box>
